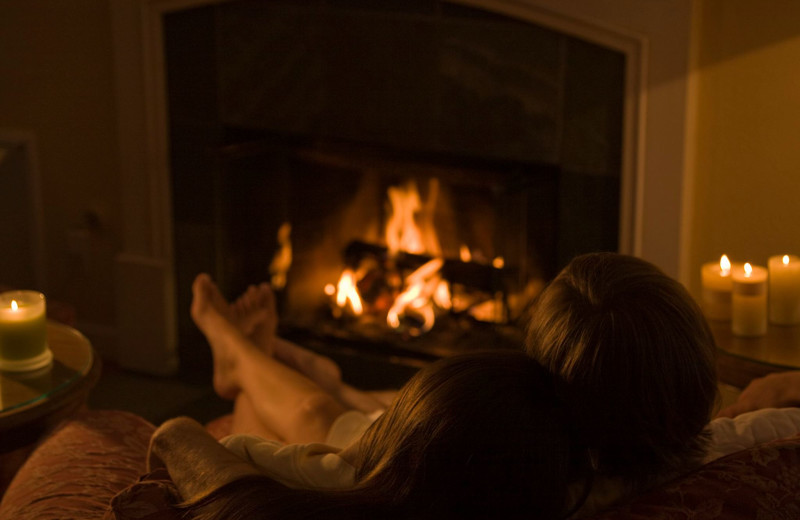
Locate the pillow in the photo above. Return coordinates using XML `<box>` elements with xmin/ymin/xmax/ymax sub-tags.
<box><xmin>103</xmin><ymin>416</ymin><xmax>234</xmax><ymax>520</ymax></box>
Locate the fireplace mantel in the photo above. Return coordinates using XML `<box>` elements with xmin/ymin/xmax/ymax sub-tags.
<box><xmin>110</xmin><ymin>0</ymin><xmax>694</xmax><ymax>374</ymax></box>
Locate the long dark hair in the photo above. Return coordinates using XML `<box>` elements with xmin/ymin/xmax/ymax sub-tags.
<box><xmin>525</xmin><ymin>252</ymin><xmax>718</xmax><ymax>485</ymax></box>
<box><xmin>183</xmin><ymin>351</ymin><xmax>579</xmax><ymax>520</ymax></box>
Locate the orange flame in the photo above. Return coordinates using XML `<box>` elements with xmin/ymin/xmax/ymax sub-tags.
<box><xmin>269</xmin><ymin>222</ymin><xmax>292</xmax><ymax>289</ymax></box>
<box><xmin>385</xmin><ymin>179</ymin><xmax>442</xmax><ymax>258</ymax></box>
<box><xmin>385</xmin><ymin>181</ymin><xmax>425</xmax><ymax>256</ymax></box>
<box><xmin>335</xmin><ymin>269</ymin><xmax>363</xmax><ymax>315</ymax></box>
<box><xmin>330</xmin><ymin>179</ymin><xmax>455</xmax><ymax>333</ymax></box>
<box><xmin>387</xmin><ymin>258</ymin><xmax>445</xmax><ymax>333</ymax></box>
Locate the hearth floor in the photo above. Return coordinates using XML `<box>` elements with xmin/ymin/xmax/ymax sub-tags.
<box><xmin>87</xmin><ymin>360</ymin><xmax>232</xmax><ymax>426</ymax></box>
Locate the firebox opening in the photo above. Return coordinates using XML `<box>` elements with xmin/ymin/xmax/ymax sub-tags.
<box><xmin>214</xmin><ymin>135</ymin><xmax>560</xmax><ymax>361</ymax></box>
<box><xmin>165</xmin><ymin>0</ymin><xmax>624</xmax><ymax>378</ymax></box>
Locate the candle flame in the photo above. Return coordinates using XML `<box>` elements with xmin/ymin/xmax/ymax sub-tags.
<box><xmin>744</xmin><ymin>262</ymin><xmax>753</xmax><ymax>278</ymax></box>
<box><xmin>784</xmin><ymin>255</ymin><xmax>791</xmax><ymax>266</ymax></box>
<box><xmin>720</xmin><ymin>254</ymin><xmax>731</xmax><ymax>275</ymax></box>
<box><xmin>10</xmin><ymin>300</ymin><xmax>18</xmax><ymax>311</ymax></box>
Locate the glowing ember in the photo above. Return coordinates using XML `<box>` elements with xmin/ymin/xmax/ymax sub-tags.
<box><xmin>459</xmin><ymin>245</ymin><xmax>472</xmax><ymax>262</ymax></box>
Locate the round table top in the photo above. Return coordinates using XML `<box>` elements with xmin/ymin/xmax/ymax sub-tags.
<box><xmin>0</xmin><ymin>321</ymin><xmax>94</xmax><ymax>417</ymax></box>
<box><xmin>712</xmin><ymin>320</ymin><xmax>800</xmax><ymax>388</ymax></box>
<box><xmin>712</xmin><ymin>320</ymin><xmax>800</xmax><ymax>370</ymax></box>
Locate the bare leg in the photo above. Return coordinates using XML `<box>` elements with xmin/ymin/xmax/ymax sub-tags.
<box><xmin>227</xmin><ymin>281</ymin><xmax>389</xmax><ymax>414</ymax></box>
<box><xmin>191</xmin><ymin>274</ymin><xmax>346</xmax><ymax>444</ymax></box>
<box><xmin>273</xmin><ymin>338</ymin><xmax>388</xmax><ymax>414</ymax></box>
<box><xmin>230</xmin><ymin>394</ymin><xmax>281</xmax><ymax>440</ymax></box>
<box><xmin>227</xmin><ymin>282</ymin><xmax>344</xmax><ymax>391</ymax></box>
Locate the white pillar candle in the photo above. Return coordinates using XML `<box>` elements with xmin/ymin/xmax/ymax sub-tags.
<box><xmin>0</xmin><ymin>290</ymin><xmax>52</xmax><ymax>371</ymax></box>
<box><xmin>701</xmin><ymin>255</ymin><xmax>734</xmax><ymax>321</ymax></box>
<box><xmin>768</xmin><ymin>254</ymin><xmax>800</xmax><ymax>325</ymax></box>
<box><xmin>731</xmin><ymin>263</ymin><xmax>768</xmax><ymax>337</ymax></box>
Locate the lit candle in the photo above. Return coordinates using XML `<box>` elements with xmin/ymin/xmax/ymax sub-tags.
<box><xmin>701</xmin><ymin>255</ymin><xmax>735</xmax><ymax>320</ymax></box>
<box><xmin>731</xmin><ymin>263</ymin><xmax>768</xmax><ymax>337</ymax></box>
<box><xmin>0</xmin><ymin>290</ymin><xmax>52</xmax><ymax>371</ymax></box>
<box><xmin>768</xmin><ymin>254</ymin><xmax>800</xmax><ymax>325</ymax></box>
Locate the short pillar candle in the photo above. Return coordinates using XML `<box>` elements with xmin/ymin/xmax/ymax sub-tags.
<box><xmin>768</xmin><ymin>254</ymin><xmax>800</xmax><ymax>325</ymax></box>
<box><xmin>731</xmin><ymin>263</ymin><xmax>768</xmax><ymax>337</ymax></box>
<box><xmin>701</xmin><ymin>255</ymin><xmax>735</xmax><ymax>321</ymax></box>
<box><xmin>0</xmin><ymin>290</ymin><xmax>53</xmax><ymax>372</ymax></box>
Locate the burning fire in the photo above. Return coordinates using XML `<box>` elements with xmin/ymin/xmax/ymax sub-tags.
<box><xmin>329</xmin><ymin>179</ymin><xmax>453</xmax><ymax>333</ymax></box>
<box><xmin>268</xmin><ymin>176</ymin><xmax>512</xmax><ymax>338</ymax></box>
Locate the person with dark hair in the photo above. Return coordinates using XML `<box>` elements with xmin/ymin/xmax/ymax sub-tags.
<box><xmin>149</xmin><ymin>274</ymin><xmax>584</xmax><ymax>519</ymax></box>
<box><xmin>524</xmin><ymin>252</ymin><xmax>800</xmax><ymax>515</ymax></box>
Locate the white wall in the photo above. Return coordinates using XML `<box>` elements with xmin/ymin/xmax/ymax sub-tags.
<box><xmin>687</xmin><ymin>0</ymin><xmax>800</xmax><ymax>298</ymax></box>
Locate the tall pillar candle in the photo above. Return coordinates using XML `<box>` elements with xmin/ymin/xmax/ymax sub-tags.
<box><xmin>768</xmin><ymin>254</ymin><xmax>800</xmax><ymax>325</ymax></box>
<box><xmin>731</xmin><ymin>263</ymin><xmax>768</xmax><ymax>337</ymax></box>
<box><xmin>701</xmin><ymin>255</ymin><xmax>734</xmax><ymax>320</ymax></box>
<box><xmin>0</xmin><ymin>290</ymin><xmax>52</xmax><ymax>371</ymax></box>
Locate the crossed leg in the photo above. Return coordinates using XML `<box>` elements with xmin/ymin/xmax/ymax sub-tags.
<box><xmin>192</xmin><ymin>274</ymin><xmax>395</xmax><ymax>441</ymax></box>
<box><xmin>191</xmin><ymin>274</ymin><xmax>347</xmax><ymax>444</ymax></box>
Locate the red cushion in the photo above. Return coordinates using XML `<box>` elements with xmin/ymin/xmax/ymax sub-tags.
<box><xmin>588</xmin><ymin>433</ymin><xmax>800</xmax><ymax>519</ymax></box>
<box><xmin>0</xmin><ymin>410</ymin><xmax>155</xmax><ymax>520</ymax></box>
<box><xmin>7</xmin><ymin>411</ymin><xmax>800</xmax><ymax>520</ymax></box>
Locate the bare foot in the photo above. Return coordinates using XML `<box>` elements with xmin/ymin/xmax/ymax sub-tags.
<box><xmin>230</xmin><ymin>283</ymin><xmax>277</xmax><ymax>355</ymax></box>
<box><xmin>191</xmin><ymin>273</ymin><xmax>245</xmax><ymax>400</ymax></box>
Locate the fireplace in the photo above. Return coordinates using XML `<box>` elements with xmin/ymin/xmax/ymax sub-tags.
<box><xmin>111</xmin><ymin>0</ymin><xmax>695</xmax><ymax>376</ymax></box>
<box><xmin>160</xmin><ymin>0</ymin><xmax>622</xmax><ymax>375</ymax></box>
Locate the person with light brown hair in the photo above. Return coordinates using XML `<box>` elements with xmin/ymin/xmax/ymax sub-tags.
<box><xmin>172</xmin><ymin>256</ymin><xmax>800</xmax><ymax>518</ymax></box>
<box><xmin>147</xmin><ymin>273</ymin><xmax>585</xmax><ymax>519</ymax></box>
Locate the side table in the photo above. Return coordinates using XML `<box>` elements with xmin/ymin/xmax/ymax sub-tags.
<box><xmin>712</xmin><ymin>320</ymin><xmax>800</xmax><ymax>389</ymax></box>
<box><xmin>0</xmin><ymin>321</ymin><xmax>101</xmax><ymax>494</ymax></box>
